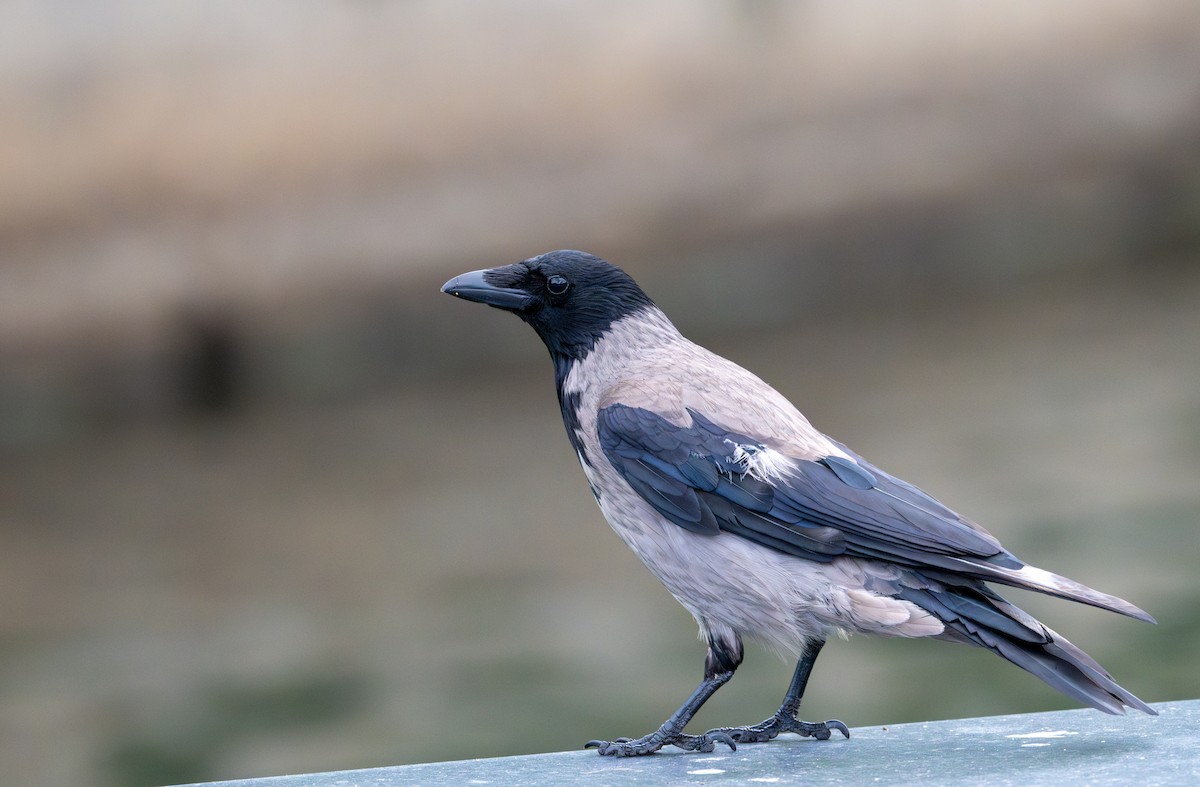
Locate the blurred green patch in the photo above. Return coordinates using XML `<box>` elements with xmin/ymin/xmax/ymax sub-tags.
<box><xmin>103</xmin><ymin>669</ymin><xmax>372</xmax><ymax>787</ymax></box>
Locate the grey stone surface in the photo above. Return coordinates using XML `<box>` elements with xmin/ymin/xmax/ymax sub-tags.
<box><xmin>174</xmin><ymin>699</ymin><xmax>1196</xmax><ymax>786</ymax></box>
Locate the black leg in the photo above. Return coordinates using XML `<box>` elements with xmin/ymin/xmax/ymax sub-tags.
<box><xmin>703</xmin><ymin>639</ymin><xmax>850</xmax><ymax>744</ymax></box>
<box><xmin>586</xmin><ymin>632</ymin><xmax>743</xmax><ymax>757</ymax></box>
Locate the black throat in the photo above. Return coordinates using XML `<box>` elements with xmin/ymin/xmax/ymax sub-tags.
<box><xmin>552</xmin><ymin>351</ymin><xmax>589</xmax><ymax>467</ymax></box>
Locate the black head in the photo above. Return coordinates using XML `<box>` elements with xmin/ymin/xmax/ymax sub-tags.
<box><xmin>441</xmin><ymin>250</ymin><xmax>656</xmax><ymax>362</ymax></box>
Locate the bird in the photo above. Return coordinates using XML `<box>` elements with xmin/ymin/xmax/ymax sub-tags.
<box><xmin>441</xmin><ymin>249</ymin><xmax>1156</xmax><ymax>757</ymax></box>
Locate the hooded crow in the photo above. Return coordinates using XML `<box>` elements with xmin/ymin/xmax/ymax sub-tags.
<box><xmin>441</xmin><ymin>250</ymin><xmax>1156</xmax><ymax>757</ymax></box>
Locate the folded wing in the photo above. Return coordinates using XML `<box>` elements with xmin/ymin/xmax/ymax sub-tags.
<box><xmin>597</xmin><ymin>403</ymin><xmax>1152</xmax><ymax>622</ymax></box>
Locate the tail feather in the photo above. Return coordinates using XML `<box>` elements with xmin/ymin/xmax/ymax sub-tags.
<box><xmin>1042</xmin><ymin>635</ymin><xmax>1157</xmax><ymax>715</ymax></box>
<box><xmin>943</xmin><ymin>560</ymin><xmax>1156</xmax><ymax>624</ymax></box>
<box><xmin>897</xmin><ymin>582</ymin><xmax>1156</xmax><ymax>716</ymax></box>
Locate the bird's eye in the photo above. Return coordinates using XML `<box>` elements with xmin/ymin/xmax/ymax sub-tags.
<box><xmin>546</xmin><ymin>275</ymin><xmax>570</xmax><ymax>296</ymax></box>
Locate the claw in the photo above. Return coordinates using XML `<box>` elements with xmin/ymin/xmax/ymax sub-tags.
<box><xmin>795</xmin><ymin>719</ymin><xmax>850</xmax><ymax>740</ymax></box>
<box><xmin>708</xmin><ymin>731</ymin><xmax>738</xmax><ymax>751</ymax></box>
<box><xmin>826</xmin><ymin>719</ymin><xmax>850</xmax><ymax>739</ymax></box>
<box><xmin>672</xmin><ymin>731</ymin><xmax>738</xmax><ymax>753</ymax></box>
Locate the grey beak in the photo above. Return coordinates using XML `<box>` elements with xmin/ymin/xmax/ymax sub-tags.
<box><xmin>441</xmin><ymin>268</ymin><xmax>531</xmax><ymax>311</ymax></box>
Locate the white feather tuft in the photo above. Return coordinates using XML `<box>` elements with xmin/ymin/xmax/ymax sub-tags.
<box><xmin>724</xmin><ymin>441</ymin><xmax>795</xmax><ymax>481</ymax></box>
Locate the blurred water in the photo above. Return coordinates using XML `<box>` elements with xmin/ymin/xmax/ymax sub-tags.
<box><xmin>2</xmin><ymin>263</ymin><xmax>1197</xmax><ymax>786</ymax></box>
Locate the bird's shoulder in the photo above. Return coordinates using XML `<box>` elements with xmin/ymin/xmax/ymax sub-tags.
<box><xmin>597</xmin><ymin>342</ymin><xmax>836</xmax><ymax>461</ymax></box>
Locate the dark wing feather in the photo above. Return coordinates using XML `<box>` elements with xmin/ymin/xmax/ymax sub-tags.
<box><xmin>597</xmin><ymin>403</ymin><xmax>1020</xmax><ymax>571</ymax></box>
<box><xmin>597</xmin><ymin>404</ymin><xmax>1156</xmax><ymax>714</ymax></box>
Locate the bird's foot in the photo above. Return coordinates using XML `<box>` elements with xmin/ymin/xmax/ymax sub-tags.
<box><xmin>585</xmin><ymin>730</ymin><xmax>737</xmax><ymax>757</ymax></box>
<box><xmin>704</xmin><ymin>712</ymin><xmax>849</xmax><ymax>745</ymax></box>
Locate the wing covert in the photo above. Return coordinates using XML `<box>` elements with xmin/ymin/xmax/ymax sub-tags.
<box><xmin>597</xmin><ymin>403</ymin><xmax>1020</xmax><ymax>571</ymax></box>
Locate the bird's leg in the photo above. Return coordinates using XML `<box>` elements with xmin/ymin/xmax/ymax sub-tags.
<box><xmin>586</xmin><ymin>634</ymin><xmax>742</xmax><ymax>756</ymax></box>
<box><xmin>703</xmin><ymin>639</ymin><xmax>850</xmax><ymax>744</ymax></box>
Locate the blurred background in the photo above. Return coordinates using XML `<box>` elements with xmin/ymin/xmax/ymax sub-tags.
<box><xmin>3</xmin><ymin>1</ymin><xmax>1200</xmax><ymax>785</ymax></box>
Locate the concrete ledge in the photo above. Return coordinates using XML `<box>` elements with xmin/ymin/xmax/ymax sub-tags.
<box><xmin>173</xmin><ymin>699</ymin><xmax>1195</xmax><ymax>786</ymax></box>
